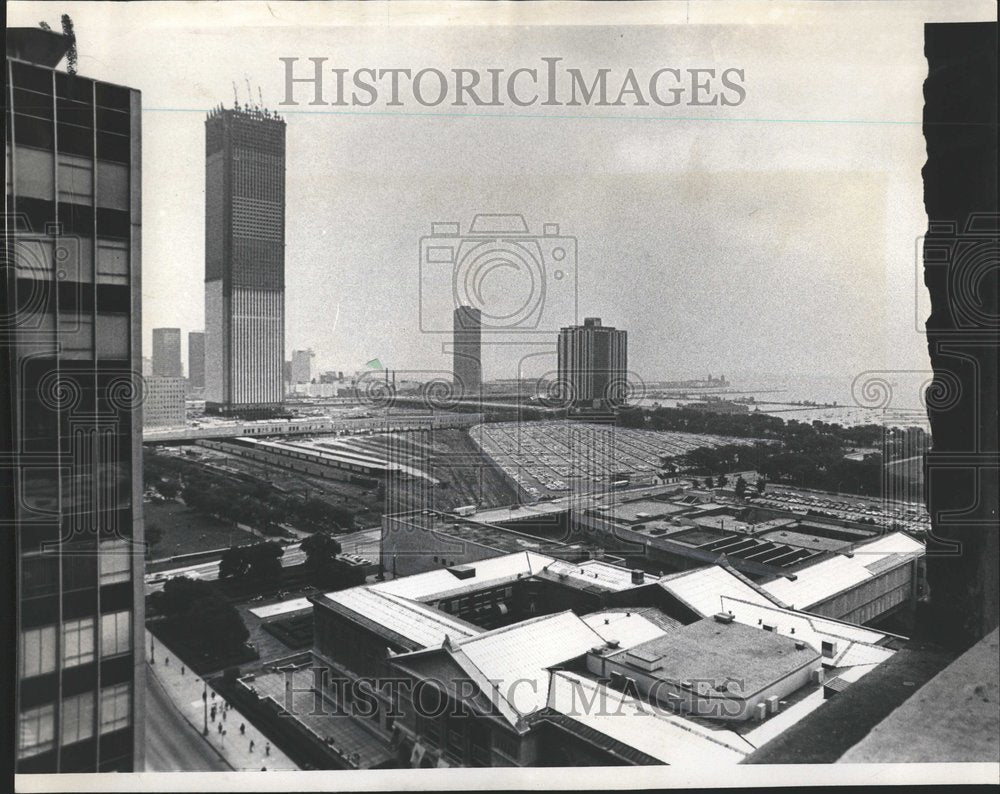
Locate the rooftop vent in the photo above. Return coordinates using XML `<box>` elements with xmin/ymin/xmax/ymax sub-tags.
<box><xmin>605</xmin><ymin>639</ymin><xmax>621</xmax><ymax>649</ymax></box>
<box><xmin>714</xmin><ymin>612</ymin><xmax>735</xmax><ymax>624</ymax></box>
<box><xmin>794</xmin><ymin>640</ymin><xmax>807</xmax><ymax>650</ymax></box>
<box><xmin>631</xmin><ymin>569</ymin><xmax>645</xmax><ymax>585</ymax></box>
<box><xmin>447</xmin><ymin>565</ymin><xmax>476</xmax><ymax>580</ymax></box>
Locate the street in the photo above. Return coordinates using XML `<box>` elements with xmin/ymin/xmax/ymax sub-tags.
<box><xmin>144</xmin><ymin>665</ymin><xmax>230</xmax><ymax>772</ymax></box>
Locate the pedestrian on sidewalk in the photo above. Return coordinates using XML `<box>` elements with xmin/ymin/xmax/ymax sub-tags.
<box><xmin>181</xmin><ymin>665</ymin><xmax>185</xmax><ymax>675</ymax></box>
<box><xmin>165</xmin><ymin>656</ymin><xmax>169</xmax><ymax>666</ymax></box>
<box><xmin>249</xmin><ymin>739</ymin><xmax>255</xmax><ymax>752</ymax></box>
<box><xmin>218</xmin><ymin>722</ymin><xmax>223</xmax><ymax>735</ymax></box>
<box><xmin>240</xmin><ymin>722</ymin><xmax>246</xmax><ymax>735</ymax></box>
<box><xmin>265</xmin><ymin>742</ymin><xmax>270</xmax><ymax>756</ymax></box>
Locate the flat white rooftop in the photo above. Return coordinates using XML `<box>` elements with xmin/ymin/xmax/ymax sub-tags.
<box><xmin>659</xmin><ymin>564</ymin><xmax>785</xmax><ymax>617</ymax></box>
<box><xmin>760</xmin><ymin>532</ymin><xmax>924</xmax><ymax>610</ymax></box>
<box><xmin>547</xmin><ymin>671</ymin><xmax>750</xmax><ymax>765</ymax></box>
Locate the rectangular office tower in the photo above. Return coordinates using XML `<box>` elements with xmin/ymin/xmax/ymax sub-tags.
<box><xmin>557</xmin><ymin>317</ymin><xmax>628</xmax><ymax>410</ymax></box>
<box><xmin>453</xmin><ymin>305</ymin><xmax>482</xmax><ymax>397</ymax></box>
<box><xmin>203</xmin><ymin>103</ymin><xmax>286</xmax><ymax>417</ymax></box>
<box><xmin>150</xmin><ymin>327</ymin><xmax>181</xmax><ymax>377</ymax></box>
<box><xmin>187</xmin><ymin>330</ymin><xmax>205</xmax><ymax>390</ymax></box>
<box><xmin>290</xmin><ymin>348</ymin><xmax>314</xmax><ymax>384</ymax></box>
<box><xmin>5</xmin><ymin>29</ymin><xmax>145</xmax><ymax>772</ymax></box>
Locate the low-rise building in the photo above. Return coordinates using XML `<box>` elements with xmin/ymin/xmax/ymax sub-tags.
<box><xmin>586</xmin><ymin>616</ymin><xmax>821</xmax><ymax>722</ymax></box>
<box><xmin>268</xmin><ymin>547</ymin><xmax>909</xmax><ymax>769</ymax></box>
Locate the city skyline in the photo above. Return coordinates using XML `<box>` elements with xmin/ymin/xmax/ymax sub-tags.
<box><xmin>6</xmin><ymin>3</ymin><xmax>996</xmax><ymax>788</ymax></box>
<box><xmin>7</xmin><ymin>1</ymin><xmax>962</xmax><ymax>389</ymax></box>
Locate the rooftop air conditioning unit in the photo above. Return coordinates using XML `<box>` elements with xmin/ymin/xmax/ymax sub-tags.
<box><xmin>714</xmin><ymin>612</ymin><xmax>735</xmax><ymax>624</ymax></box>
<box><xmin>631</xmin><ymin>569</ymin><xmax>645</xmax><ymax>585</ymax></box>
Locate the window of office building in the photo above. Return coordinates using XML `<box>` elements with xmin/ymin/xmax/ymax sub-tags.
<box><xmin>57</xmin><ymin>153</ymin><xmax>94</xmax><ymax>204</ymax></box>
<box><xmin>98</xmin><ymin>539</ymin><xmax>132</xmax><ymax>584</ymax></box>
<box><xmin>96</xmin><ymin>313</ymin><xmax>129</xmax><ymax>359</ymax></box>
<box><xmin>58</xmin><ymin>313</ymin><xmax>95</xmax><ymax>359</ymax></box>
<box><xmin>61</xmin><ymin>691</ymin><xmax>95</xmax><ymax>746</ymax></box>
<box><xmin>63</xmin><ymin>617</ymin><xmax>95</xmax><ymax>668</ymax></box>
<box><xmin>21</xmin><ymin>554</ymin><xmax>60</xmax><ymax>598</ymax></box>
<box><xmin>96</xmin><ymin>238</ymin><xmax>128</xmax><ymax>285</ymax></box>
<box><xmin>96</xmin><ymin>160</ymin><xmax>129</xmax><ymax>211</ymax></box>
<box><xmin>101</xmin><ymin>611</ymin><xmax>131</xmax><ymax>657</ymax></box>
<box><xmin>18</xmin><ymin>704</ymin><xmax>55</xmax><ymax>759</ymax></box>
<box><xmin>63</xmin><ymin>552</ymin><xmax>97</xmax><ymax>593</ymax></box>
<box><xmin>99</xmin><ymin>682</ymin><xmax>131</xmax><ymax>734</ymax></box>
<box><xmin>13</xmin><ymin>145</ymin><xmax>55</xmax><ymax>200</ymax></box>
<box><xmin>19</xmin><ymin>625</ymin><xmax>57</xmax><ymax>678</ymax></box>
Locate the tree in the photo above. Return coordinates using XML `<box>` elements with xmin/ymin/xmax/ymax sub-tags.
<box><xmin>157</xmin><ymin>479</ymin><xmax>180</xmax><ymax>499</ymax></box>
<box><xmin>703</xmin><ymin>477</ymin><xmax>714</xmax><ymax>489</ymax></box>
<box><xmin>148</xmin><ymin>576</ymin><xmax>250</xmax><ymax>655</ymax></box>
<box><xmin>755</xmin><ymin>477</ymin><xmax>767</xmax><ymax>494</ymax></box>
<box><xmin>299</xmin><ymin>498</ymin><xmax>355</xmax><ymax>531</ymax></box>
<box><xmin>301</xmin><ymin>531</ymin><xmax>343</xmax><ymax>571</ymax></box>
<box><xmin>716</xmin><ymin>475</ymin><xmax>728</xmax><ymax>488</ymax></box>
<box><xmin>219</xmin><ymin>542</ymin><xmax>284</xmax><ymax>581</ymax></box>
<box><xmin>734</xmin><ymin>476</ymin><xmax>747</xmax><ymax>500</ymax></box>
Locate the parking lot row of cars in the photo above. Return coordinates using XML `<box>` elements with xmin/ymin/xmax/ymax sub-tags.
<box><xmin>751</xmin><ymin>489</ymin><xmax>931</xmax><ymax>533</ymax></box>
<box><xmin>471</xmin><ymin>422</ymin><xmax>752</xmax><ymax>496</ymax></box>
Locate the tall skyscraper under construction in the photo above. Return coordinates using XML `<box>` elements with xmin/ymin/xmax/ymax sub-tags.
<box><xmin>203</xmin><ymin>101</ymin><xmax>286</xmax><ymax>416</ymax></box>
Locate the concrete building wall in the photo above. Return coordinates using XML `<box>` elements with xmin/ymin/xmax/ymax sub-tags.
<box><xmin>808</xmin><ymin>561</ymin><xmax>917</xmax><ymax>626</ymax></box>
<box><xmin>204</xmin><ymin>280</ymin><xmax>226</xmax><ymax>404</ymax></box>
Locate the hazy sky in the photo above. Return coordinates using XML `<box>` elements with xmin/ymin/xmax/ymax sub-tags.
<box><xmin>9</xmin><ymin>1</ymin><xmax>995</xmax><ymax>390</ymax></box>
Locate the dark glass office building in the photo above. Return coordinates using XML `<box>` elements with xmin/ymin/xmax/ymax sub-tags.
<box><xmin>453</xmin><ymin>305</ymin><xmax>482</xmax><ymax>396</ymax></box>
<box><xmin>5</xmin><ymin>29</ymin><xmax>145</xmax><ymax>773</ymax></box>
<box><xmin>203</xmin><ymin>104</ymin><xmax>286</xmax><ymax>417</ymax></box>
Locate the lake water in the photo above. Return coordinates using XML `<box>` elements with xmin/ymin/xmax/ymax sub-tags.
<box><xmin>634</xmin><ymin>372</ymin><xmax>933</xmax><ymax>430</ymax></box>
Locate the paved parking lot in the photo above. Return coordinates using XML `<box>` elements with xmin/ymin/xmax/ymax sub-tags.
<box><xmin>471</xmin><ymin>421</ymin><xmax>755</xmax><ymax>497</ymax></box>
<box><xmin>751</xmin><ymin>488</ymin><xmax>930</xmax><ymax>534</ymax></box>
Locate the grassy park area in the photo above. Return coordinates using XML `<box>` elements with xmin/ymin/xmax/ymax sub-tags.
<box><xmin>145</xmin><ymin>499</ymin><xmax>259</xmax><ymax>560</ymax></box>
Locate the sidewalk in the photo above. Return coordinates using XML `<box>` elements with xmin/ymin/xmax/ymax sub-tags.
<box><xmin>145</xmin><ymin>629</ymin><xmax>299</xmax><ymax>772</ymax></box>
